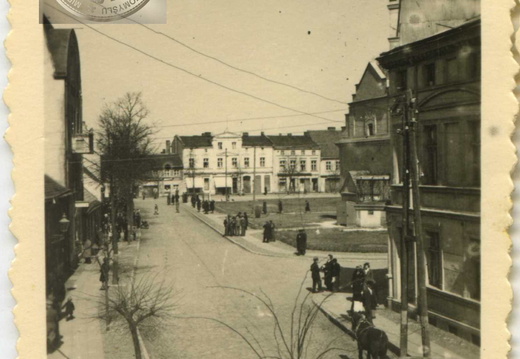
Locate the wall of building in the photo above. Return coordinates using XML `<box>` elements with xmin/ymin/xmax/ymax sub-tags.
<box><xmin>44</xmin><ymin>42</ymin><xmax>66</xmax><ymax>186</ymax></box>
<box><xmin>272</xmin><ymin>149</ymin><xmax>321</xmax><ymax>193</ymax></box>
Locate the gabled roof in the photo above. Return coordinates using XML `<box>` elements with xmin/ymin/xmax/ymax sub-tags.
<box><xmin>267</xmin><ymin>135</ymin><xmax>319</xmax><ymax>149</ymax></box>
<box><xmin>178</xmin><ymin>135</ymin><xmax>213</xmax><ymax>148</ymax></box>
<box><xmin>242</xmin><ymin>134</ymin><xmax>272</xmax><ymax>147</ymax></box>
<box><xmin>45</xmin><ymin>175</ymin><xmax>72</xmax><ymax>200</ymax></box>
<box><xmin>147</xmin><ymin>154</ymin><xmax>183</xmax><ymax>168</ymax></box>
<box><xmin>305</xmin><ymin>130</ymin><xmax>344</xmax><ymax>159</ymax></box>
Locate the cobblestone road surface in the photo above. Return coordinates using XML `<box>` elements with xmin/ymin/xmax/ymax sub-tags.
<box><xmin>133</xmin><ymin>200</ymin><xmax>396</xmax><ymax>359</ymax></box>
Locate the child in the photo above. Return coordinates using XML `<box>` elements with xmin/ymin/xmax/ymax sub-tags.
<box><xmin>154</xmin><ymin>204</ymin><xmax>159</xmax><ymax>215</ymax></box>
<box><xmin>62</xmin><ymin>298</ymin><xmax>75</xmax><ymax>321</ymax></box>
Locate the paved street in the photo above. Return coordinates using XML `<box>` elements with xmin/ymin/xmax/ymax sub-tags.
<box><xmin>133</xmin><ymin>199</ymin><xmax>390</xmax><ymax>359</ymax></box>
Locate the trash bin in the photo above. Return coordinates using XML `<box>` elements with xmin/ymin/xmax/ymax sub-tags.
<box><xmin>254</xmin><ymin>205</ymin><xmax>262</xmax><ymax>218</ymax></box>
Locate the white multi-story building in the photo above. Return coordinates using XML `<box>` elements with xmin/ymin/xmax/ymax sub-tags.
<box><xmin>171</xmin><ymin>131</ymin><xmax>274</xmax><ymax>195</ymax></box>
<box><xmin>268</xmin><ymin>134</ymin><xmax>321</xmax><ymax>193</ymax></box>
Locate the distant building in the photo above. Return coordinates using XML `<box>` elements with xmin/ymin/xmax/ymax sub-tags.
<box><xmin>336</xmin><ymin>61</ymin><xmax>392</xmax><ymax>227</ymax></box>
<box><xmin>139</xmin><ymin>152</ymin><xmax>183</xmax><ymax>197</ymax></box>
<box><xmin>268</xmin><ymin>134</ymin><xmax>321</xmax><ymax>193</ymax></box>
<box><xmin>305</xmin><ymin>128</ymin><xmax>344</xmax><ymax>193</ymax></box>
<box><xmin>378</xmin><ymin>15</ymin><xmax>481</xmax><ymax>343</ymax></box>
<box><xmin>171</xmin><ymin>131</ymin><xmax>274</xmax><ymax>195</ymax></box>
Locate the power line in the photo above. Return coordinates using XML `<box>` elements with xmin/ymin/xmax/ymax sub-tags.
<box><xmin>47</xmin><ymin>4</ymin><xmax>342</xmax><ymax>125</ymax></box>
<box><xmin>154</xmin><ymin>108</ymin><xmax>347</xmax><ymax>129</ymax></box>
<box><xmin>129</xmin><ymin>21</ymin><xmax>347</xmax><ymax>105</ymax></box>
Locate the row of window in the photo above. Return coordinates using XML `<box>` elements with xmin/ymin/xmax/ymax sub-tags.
<box><xmin>280</xmin><ymin>149</ymin><xmax>317</xmax><ymax>156</ymax></box>
<box><xmin>394</xmin><ymin>51</ymin><xmax>480</xmax><ymax>91</ymax></box>
<box><xmin>189</xmin><ymin>157</ymin><xmax>267</xmax><ymax>168</ymax></box>
<box><xmin>279</xmin><ymin>160</ymin><xmax>339</xmax><ymax>172</ymax></box>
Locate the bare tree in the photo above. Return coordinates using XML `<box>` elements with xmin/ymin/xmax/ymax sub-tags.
<box><xmin>98</xmin><ymin>92</ymin><xmax>157</xmax><ymax>229</ymax></box>
<box><xmin>180</xmin><ymin>274</ymin><xmax>348</xmax><ymax>359</ymax></box>
<box><xmin>98</xmin><ymin>273</ymin><xmax>177</xmax><ymax>359</ymax></box>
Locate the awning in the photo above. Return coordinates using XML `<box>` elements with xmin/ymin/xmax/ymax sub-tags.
<box><xmin>186</xmin><ymin>177</ymin><xmax>205</xmax><ymax>188</ymax></box>
<box><xmin>213</xmin><ymin>176</ymin><xmax>232</xmax><ymax>188</ymax></box>
<box><xmin>45</xmin><ymin>175</ymin><xmax>72</xmax><ymax>200</ymax></box>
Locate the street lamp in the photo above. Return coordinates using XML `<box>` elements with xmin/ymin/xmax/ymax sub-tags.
<box><xmin>59</xmin><ymin>213</ymin><xmax>71</xmax><ymax>234</ymax></box>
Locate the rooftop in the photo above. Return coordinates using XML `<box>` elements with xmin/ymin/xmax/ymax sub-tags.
<box><xmin>305</xmin><ymin>129</ymin><xmax>344</xmax><ymax>158</ymax></box>
<box><xmin>267</xmin><ymin>134</ymin><xmax>319</xmax><ymax>149</ymax></box>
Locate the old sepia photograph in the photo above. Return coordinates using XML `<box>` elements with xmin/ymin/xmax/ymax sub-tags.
<box><xmin>23</xmin><ymin>0</ymin><xmax>497</xmax><ymax>357</ymax></box>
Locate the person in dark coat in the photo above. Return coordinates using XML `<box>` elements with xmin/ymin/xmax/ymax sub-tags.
<box><xmin>224</xmin><ymin>216</ymin><xmax>229</xmax><ymax>236</ymax></box>
<box><xmin>175</xmin><ymin>200</ymin><xmax>180</xmax><ymax>213</ymax></box>
<box><xmin>296</xmin><ymin>229</ymin><xmax>307</xmax><ymax>255</ymax></box>
<box><xmin>310</xmin><ymin>257</ymin><xmax>322</xmax><ymax>293</ymax></box>
<box><xmin>154</xmin><ymin>204</ymin><xmax>159</xmax><ymax>216</ymax></box>
<box><xmin>235</xmin><ymin>215</ymin><xmax>242</xmax><ymax>236</ymax></box>
<box><xmin>100</xmin><ymin>258</ymin><xmax>109</xmax><ymax>290</ymax></box>
<box><xmin>351</xmin><ymin>265</ymin><xmax>365</xmax><ymax>311</ymax></box>
<box><xmin>262</xmin><ymin>221</ymin><xmax>271</xmax><ymax>242</ymax></box>
<box><xmin>240</xmin><ymin>216</ymin><xmax>246</xmax><ymax>236</ymax></box>
<box><xmin>167</xmin><ymin>193</ymin><xmax>171</xmax><ymax>205</ymax></box>
<box><xmin>362</xmin><ymin>280</ymin><xmax>376</xmax><ymax>324</ymax></box>
<box><xmin>269</xmin><ymin>220</ymin><xmax>276</xmax><ymax>241</ymax></box>
<box><xmin>196</xmin><ymin>199</ymin><xmax>201</xmax><ymax>212</ymax></box>
<box><xmin>262</xmin><ymin>201</ymin><xmax>267</xmax><ymax>214</ymax></box>
<box><xmin>62</xmin><ymin>297</ymin><xmax>75</xmax><ymax>321</ymax></box>
<box><xmin>175</xmin><ymin>193</ymin><xmax>180</xmax><ymax>204</ymax></box>
<box><xmin>191</xmin><ymin>195</ymin><xmax>196</xmax><ymax>208</ymax></box>
<box><xmin>363</xmin><ymin>262</ymin><xmax>377</xmax><ymax>308</ymax></box>
<box><xmin>278</xmin><ymin>200</ymin><xmax>283</xmax><ymax>213</ymax></box>
<box><xmin>210</xmin><ymin>200</ymin><xmax>215</xmax><ymax>213</ymax></box>
<box><xmin>305</xmin><ymin>200</ymin><xmax>311</xmax><ymax>213</ymax></box>
<box><xmin>322</xmin><ymin>254</ymin><xmax>334</xmax><ymax>291</ymax></box>
<box><xmin>243</xmin><ymin>212</ymin><xmax>249</xmax><ymax>231</ymax></box>
<box><xmin>203</xmin><ymin>201</ymin><xmax>208</xmax><ymax>214</ymax></box>
<box><xmin>331</xmin><ymin>258</ymin><xmax>341</xmax><ymax>291</ymax></box>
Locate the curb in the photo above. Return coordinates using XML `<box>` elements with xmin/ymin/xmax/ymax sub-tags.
<box><xmin>185</xmin><ymin>205</ymin><xmax>288</xmax><ymax>258</ymax></box>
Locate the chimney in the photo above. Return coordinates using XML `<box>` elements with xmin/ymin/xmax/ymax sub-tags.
<box><xmin>287</xmin><ymin>133</ymin><xmax>292</xmax><ymax>136</ymax></box>
<box><xmin>327</xmin><ymin>127</ymin><xmax>336</xmax><ymax>131</ymax></box>
<box><xmin>166</xmin><ymin>140</ymin><xmax>171</xmax><ymax>154</ymax></box>
<box><xmin>304</xmin><ymin>131</ymin><xmax>310</xmax><ymax>137</ymax></box>
<box><xmin>341</xmin><ymin>126</ymin><xmax>347</xmax><ymax>131</ymax></box>
<box><xmin>202</xmin><ymin>132</ymin><xmax>212</xmax><ymax>136</ymax></box>
<box><xmin>243</xmin><ymin>132</ymin><xmax>249</xmax><ymax>137</ymax></box>
<box><xmin>260</xmin><ymin>131</ymin><xmax>265</xmax><ymax>136</ymax></box>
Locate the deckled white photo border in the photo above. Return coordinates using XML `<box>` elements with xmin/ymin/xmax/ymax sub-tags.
<box><xmin>4</xmin><ymin>0</ymin><xmax>518</xmax><ymax>357</ymax></box>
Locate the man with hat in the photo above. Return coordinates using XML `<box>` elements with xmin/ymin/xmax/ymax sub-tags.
<box><xmin>310</xmin><ymin>257</ymin><xmax>322</xmax><ymax>293</ymax></box>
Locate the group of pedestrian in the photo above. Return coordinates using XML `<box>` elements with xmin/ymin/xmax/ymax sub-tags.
<box><xmin>262</xmin><ymin>220</ymin><xmax>276</xmax><ymax>242</ymax></box>
<box><xmin>167</xmin><ymin>190</ymin><xmax>180</xmax><ymax>206</ymax></box>
<box><xmin>296</xmin><ymin>229</ymin><xmax>307</xmax><ymax>255</ymax></box>
<box><xmin>351</xmin><ymin>262</ymin><xmax>378</xmax><ymax>324</ymax></box>
<box><xmin>202</xmin><ymin>199</ymin><xmax>215</xmax><ymax>214</ymax></box>
<box><xmin>309</xmin><ymin>254</ymin><xmax>341</xmax><ymax>292</ymax></box>
<box><xmin>224</xmin><ymin>212</ymin><xmax>249</xmax><ymax>236</ymax></box>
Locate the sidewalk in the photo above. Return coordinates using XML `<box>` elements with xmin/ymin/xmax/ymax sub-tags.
<box><xmin>183</xmin><ymin>203</ymin><xmax>388</xmax><ymax>268</ymax></box>
<box><xmin>48</xmin><ymin>259</ymin><xmax>106</xmax><ymax>359</ymax></box>
<box><xmin>313</xmin><ymin>292</ymin><xmax>479</xmax><ymax>359</ymax></box>
<box><xmin>48</xmin><ymin>239</ymin><xmax>143</xmax><ymax>359</ymax></box>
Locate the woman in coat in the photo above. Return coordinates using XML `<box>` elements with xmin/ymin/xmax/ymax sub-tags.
<box><xmin>83</xmin><ymin>239</ymin><xmax>92</xmax><ymax>264</ymax></box>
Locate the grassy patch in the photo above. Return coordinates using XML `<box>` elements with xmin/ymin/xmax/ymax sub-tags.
<box><xmin>214</xmin><ymin>197</ymin><xmax>340</xmax><ymax>229</ymax></box>
<box><xmin>275</xmin><ymin>228</ymin><xmax>388</xmax><ymax>253</ymax></box>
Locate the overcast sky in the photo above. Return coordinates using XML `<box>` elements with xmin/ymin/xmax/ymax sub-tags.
<box><xmin>45</xmin><ymin>0</ymin><xmax>389</xmax><ymax>150</ymax></box>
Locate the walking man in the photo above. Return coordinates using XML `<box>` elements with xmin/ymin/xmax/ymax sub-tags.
<box><xmin>322</xmin><ymin>254</ymin><xmax>334</xmax><ymax>291</ymax></box>
<box><xmin>269</xmin><ymin>220</ymin><xmax>276</xmax><ymax>241</ymax></box>
<box><xmin>278</xmin><ymin>200</ymin><xmax>283</xmax><ymax>214</ymax></box>
<box><xmin>296</xmin><ymin>229</ymin><xmax>307</xmax><ymax>255</ymax></box>
<box><xmin>310</xmin><ymin>257</ymin><xmax>322</xmax><ymax>293</ymax></box>
<box><xmin>175</xmin><ymin>200</ymin><xmax>180</xmax><ymax>213</ymax></box>
<box><xmin>362</xmin><ymin>280</ymin><xmax>376</xmax><ymax>324</ymax></box>
<box><xmin>210</xmin><ymin>200</ymin><xmax>215</xmax><ymax>213</ymax></box>
<box><xmin>331</xmin><ymin>258</ymin><xmax>341</xmax><ymax>291</ymax></box>
<box><xmin>305</xmin><ymin>200</ymin><xmax>311</xmax><ymax>213</ymax></box>
<box><xmin>99</xmin><ymin>258</ymin><xmax>109</xmax><ymax>290</ymax></box>
<box><xmin>262</xmin><ymin>221</ymin><xmax>271</xmax><ymax>242</ymax></box>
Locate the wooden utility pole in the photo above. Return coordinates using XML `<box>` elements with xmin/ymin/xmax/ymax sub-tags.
<box><xmin>252</xmin><ymin>146</ymin><xmax>257</xmax><ymax>209</ymax></box>
<box><xmin>399</xmin><ymin>92</ymin><xmax>410</xmax><ymax>357</ymax></box>
<box><xmin>108</xmin><ymin>133</ymin><xmax>119</xmax><ymax>285</ymax></box>
<box><xmin>225</xmin><ymin>148</ymin><xmax>229</xmax><ymax>201</ymax></box>
<box><xmin>408</xmin><ymin>91</ymin><xmax>431</xmax><ymax>357</ymax></box>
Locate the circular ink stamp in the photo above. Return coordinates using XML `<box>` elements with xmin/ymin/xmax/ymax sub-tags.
<box><xmin>56</xmin><ymin>0</ymin><xmax>150</xmax><ymax>22</ymax></box>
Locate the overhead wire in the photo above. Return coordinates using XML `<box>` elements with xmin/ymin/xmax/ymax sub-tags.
<box><xmin>47</xmin><ymin>4</ymin><xmax>343</xmax><ymax>125</ymax></box>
